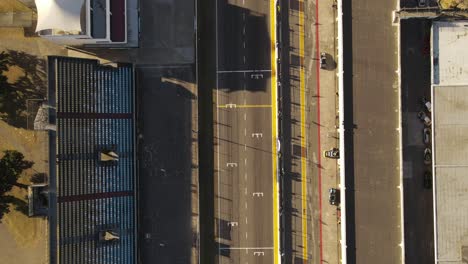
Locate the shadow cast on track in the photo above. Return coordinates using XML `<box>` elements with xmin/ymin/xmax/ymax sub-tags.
<box><xmin>342</xmin><ymin>0</ymin><xmax>357</xmax><ymax>263</ymax></box>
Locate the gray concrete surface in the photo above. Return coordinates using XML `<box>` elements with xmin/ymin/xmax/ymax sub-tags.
<box><xmin>400</xmin><ymin>18</ymin><xmax>434</xmax><ymax>264</ymax></box>
<box><xmin>342</xmin><ymin>0</ymin><xmax>403</xmax><ymax>262</ymax></box>
<box><xmin>214</xmin><ymin>1</ymin><xmax>275</xmax><ymax>263</ymax></box>
<box><xmin>136</xmin><ymin>0</ymin><xmax>195</xmax><ymax>64</ymax></box>
<box><xmin>136</xmin><ymin>66</ymin><xmax>198</xmax><ymax>264</ymax></box>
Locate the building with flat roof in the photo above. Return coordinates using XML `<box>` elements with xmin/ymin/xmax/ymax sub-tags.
<box><xmin>431</xmin><ymin>21</ymin><xmax>468</xmax><ymax>264</ymax></box>
<box><xmin>35</xmin><ymin>0</ymin><xmax>138</xmax><ymax>46</ymax></box>
<box><xmin>47</xmin><ymin>56</ymin><xmax>137</xmax><ymax>264</ymax></box>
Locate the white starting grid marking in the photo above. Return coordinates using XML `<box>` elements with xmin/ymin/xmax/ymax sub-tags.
<box><xmin>252</xmin><ymin>192</ymin><xmax>264</xmax><ymax>197</ymax></box>
<box><xmin>226</xmin><ymin>162</ymin><xmax>238</xmax><ymax>167</ymax></box>
<box><xmin>254</xmin><ymin>252</ymin><xmax>265</xmax><ymax>256</ymax></box>
<box><xmin>225</xmin><ymin>103</ymin><xmax>237</xmax><ymax>108</ymax></box>
<box><xmin>227</xmin><ymin>221</ymin><xmax>238</xmax><ymax>227</ymax></box>
<box><xmin>250</xmin><ymin>73</ymin><xmax>264</xmax><ymax>79</ymax></box>
<box><xmin>252</xmin><ymin>133</ymin><xmax>263</xmax><ymax>138</ymax></box>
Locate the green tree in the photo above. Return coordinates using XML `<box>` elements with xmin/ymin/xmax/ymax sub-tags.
<box><xmin>440</xmin><ymin>0</ymin><xmax>468</xmax><ymax>9</ymax></box>
<box><xmin>0</xmin><ymin>197</ymin><xmax>10</xmax><ymax>220</ymax></box>
<box><xmin>0</xmin><ymin>150</ymin><xmax>33</xmax><ymax>194</ymax></box>
<box><xmin>0</xmin><ymin>150</ymin><xmax>33</xmax><ymax>221</ymax></box>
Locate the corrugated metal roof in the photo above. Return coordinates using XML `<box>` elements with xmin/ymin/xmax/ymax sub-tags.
<box><xmin>48</xmin><ymin>56</ymin><xmax>136</xmax><ymax>264</ymax></box>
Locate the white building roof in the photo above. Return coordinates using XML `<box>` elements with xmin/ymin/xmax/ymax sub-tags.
<box><xmin>432</xmin><ymin>21</ymin><xmax>468</xmax><ymax>264</ymax></box>
<box><xmin>35</xmin><ymin>0</ymin><xmax>85</xmax><ymax>33</ymax></box>
<box><xmin>433</xmin><ymin>85</ymin><xmax>468</xmax><ymax>264</ymax></box>
<box><xmin>432</xmin><ymin>21</ymin><xmax>468</xmax><ymax>85</ymax></box>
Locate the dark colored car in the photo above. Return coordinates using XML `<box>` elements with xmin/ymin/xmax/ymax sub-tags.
<box><xmin>418</xmin><ymin>111</ymin><xmax>432</xmax><ymax>126</ymax></box>
<box><xmin>423</xmin><ymin>128</ymin><xmax>431</xmax><ymax>145</ymax></box>
<box><xmin>424</xmin><ymin>171</ymin><xmax>432</xmax><ymax>189</ymax></box>
<box><xmin>328</xmin><ymin>188</ymin><xmax>340</xmax><ymax>205</ymax></box>
<box><xmin>424</xmin><ymin>148</ymin><xmax>432</xmax><ymax>165</ymax></box>
<box><xmin>323</xmin><ymin>148</ymin><xmax>339</xmax><ymax>159</ymax></box>
<box><xmin>422</xmin><ymin>96</ymin><xmax>431</xmax><ymax>112</ymax></box>
<box><xmin>320</xmin><ymin>52</ymin><xmax>327</xmax><ymax>69</ymax></box>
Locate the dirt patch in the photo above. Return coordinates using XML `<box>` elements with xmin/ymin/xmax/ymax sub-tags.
<box><xmin>4</xmin><ymin>65</ymin><xmax>26</xmax><ymax>84</ymax></box>
<box><xmin>0</xmin><ymin>0</ymin><xmax>31</xmax><ymax>12</ymax></box>
<box><xmin>0</xmin><ymin>120</ymin><xmax>48</xmax><ymax>262</ymax></box>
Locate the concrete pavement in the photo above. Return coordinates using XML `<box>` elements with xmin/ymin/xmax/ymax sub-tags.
<box><xmin>279</xmin><ymin>0</ymin><xmax>341</xmax><ymax>262</ymax></box>
<box><xmin>309</xmin><ymin>0</ymin><xmax>342</xmax><ymax>263</ymax></box>
<box><xmin>400</xmin><ymin>19</ymin><xmax>434</xmax><ymax>264</ymax></box>
<box><xmin>136</xmin><ymin>66</ymin><xmax>198</xmax><ymax>264</ymax></box>
<box><xmin>214</xmin><ymin>0</ymin><xmax>278</xmax><ymax>263</ymax></box>
<box><xmin>342</xmin><ymin>0</ymin><xmax>403</xmax><ymax>262</ymax></box>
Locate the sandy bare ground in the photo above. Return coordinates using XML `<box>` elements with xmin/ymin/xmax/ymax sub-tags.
<box><xmin>0</xmin><ymin>0</ymin><xmax>30</xmax><ymax>12</ymax></box>
<box><xmin>0</xmin><ymin>121</ymin><xmax>48</xmax><ymax>264</ymax></box>
<box><xmin>0</xmin><ymin>26</ymin><xmax>65</xmax><ymax>264</ymax></box>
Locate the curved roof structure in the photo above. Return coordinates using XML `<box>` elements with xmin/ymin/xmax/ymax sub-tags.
<box><xmin>35</xmin><ymin>0</ymin><xmax>85</xmax><ymax>32</ymax></box>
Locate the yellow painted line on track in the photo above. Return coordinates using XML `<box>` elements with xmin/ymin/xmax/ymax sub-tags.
<box><xmin>270</xmin><ymin>0</ymin><xmax>279</xmax><ymax>263</ymax></box>
<box><xmin>299</xmin><ymin>0</ymin><xmax>308</xmax><ymax>262</ymax></box>
<box><xmin>217</xmin><ymin>104</ymin><xmax>272</xmax><ymax>108</ymax></box>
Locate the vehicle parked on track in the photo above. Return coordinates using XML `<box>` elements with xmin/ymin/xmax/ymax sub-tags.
<box><xmin>328</xmin><ymin>188</ymin><xmax>340</xmax><ymax>205</ymax></box>
<box><xmin>323</xmin><ymin>148</ymin><xmax>339</xmax><ymax>159</ymax></box>
<box><xmin>424</xmin><ymin>148</ymin><xmax>432</xmax><ymax>165</ymax></box>
<box><xmin>423</xmin><ymin>128</ymin><xmax>431</xmax><ymax>145</ymax></box>
<box><xmin>418</xmin><ymin>111</ymin><xmax>432</xmax><ymax>126</ymax></box>
<box><xmin>422</xmin><ymin>96</ymin><xmax>432</xmax><ymax>112</ymax></box>
<box><xmin>320</xmin><ymin>52</ymin><xmax>327</xmax><ymax>69</ymax></box>
<box><xmin>424</xmin><ymin>171</ymin><xmax>432</xmax><ymax>189</ymax></box>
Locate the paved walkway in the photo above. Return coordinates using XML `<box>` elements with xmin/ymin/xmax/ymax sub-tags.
<box><xmin>280</xmin><ymin>0</ymin><xmax>340</xmax><ymax>263</ymax></box>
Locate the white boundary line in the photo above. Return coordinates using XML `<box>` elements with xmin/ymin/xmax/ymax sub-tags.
<box><xmin>430</xmin><ymin>24</ymin><xmax>438</xmax><ymax>264</ymax></box>
<box><xmin>337</xmin><ymin>0</ymin><xmax>346</xmax><ymax>261</ymax></box>
<box><xmin>215</xmin><ymin>2</ymin><xmax>278</xmax><ymax>262</ymax></box>
<box><xmin>273</xmin><ymin>1</ymin><xmax>281</xmax><ymax>263</ymax></box>
<box><xmin>215</xmin><ymin>0</ymin><xmax>220</xmax><ymax>263</ymax></box>
<box><xmin>395</xmin><ymin>0</ymin><xmax>405</xmax><ymax>263</ymax></box>
<box><xmin>194</xmin><ymin>0</ymin><xmax>200</xmax><ymax>263</ymax></box>
<box><xmin>219</xmin><ymin>247</ymin><xmax>275</xmax><ymax>250</ymax></box>
<box><xmin>217</xmin><ymin>69</ymin><xmax>272</xmax><ymax>73</ymax></box>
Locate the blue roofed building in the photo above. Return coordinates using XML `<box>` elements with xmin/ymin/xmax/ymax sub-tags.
<box><xmin>46</xmin><ymin>56</ymin><xmax>137</xmax><ymax>264</ymax></box>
